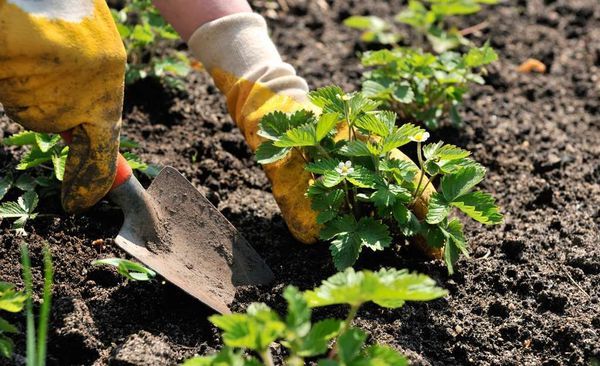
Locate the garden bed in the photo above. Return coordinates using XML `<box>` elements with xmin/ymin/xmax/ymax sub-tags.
<box><xmin>1</xmin><ymin>0</ymin><xmax>599</xmax><ymax>365</ymax></box>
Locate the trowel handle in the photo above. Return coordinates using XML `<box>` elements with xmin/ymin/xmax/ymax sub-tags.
<box><xmin>60</xmin><ymin>131</ymin><xmax>133</xmax><ymax>191</ymax></box>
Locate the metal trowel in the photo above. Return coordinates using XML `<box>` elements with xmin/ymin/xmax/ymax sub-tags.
<box><xmin>63</xmin><ymin>133</ymin><xmax>274</xmax><ymax>313</ymax></box>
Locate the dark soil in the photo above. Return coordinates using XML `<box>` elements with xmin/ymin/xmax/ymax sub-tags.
<box><xmin>1</xmin><ymin>0</ymin><xmax>599</xmax><ymax>365</ymax></box>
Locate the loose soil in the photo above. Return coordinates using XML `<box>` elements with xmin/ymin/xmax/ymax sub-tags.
<box><xmin>1</xmin><ymin>0</ymin><xmax>599</xmax><ymax>365</ymax></box>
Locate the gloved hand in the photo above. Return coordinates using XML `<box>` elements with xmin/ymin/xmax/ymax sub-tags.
<box><xmin>0</xmin><ymin>0</ymin><xmax>126</xmax><ymax>213</ymax></box>
<box><xmin>186</xmin><ymin>13</ymin><xmax>437</xmax><ymax>248</ymax></box>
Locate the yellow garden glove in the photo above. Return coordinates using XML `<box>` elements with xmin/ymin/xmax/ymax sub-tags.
<box><xmin>188</xmin><ymin>13</ymin><xmax>438</xmax><ymax>253</ymax></box>
<box><xmin>0</xmin><ymin>0</ymin><xmax>126</xmax><ymax>213</ymax></box>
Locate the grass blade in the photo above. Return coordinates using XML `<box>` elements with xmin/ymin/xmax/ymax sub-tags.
<box><xmin>36</xmin><ymin>246</ymin><xmax>53</xmax><ymax>366</ymax></box>
<box><xmin>20</xmin><ymin>244</ymin><xmax>36</xmax><ymax>366</ymax></box>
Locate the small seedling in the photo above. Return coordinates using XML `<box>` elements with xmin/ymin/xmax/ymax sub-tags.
<box><xmin>361</xmin><ymin>44</ymin><xmax>497</xmax><ymax>129</ymax></box>
<box><xmin>256</xmin><ymin>86</ymin><xmax>502</xmax><ymax>273</ymax></box>
<box><xmin>183</xmin><ymin>267</ymin><xmax>447</xmax><ymax>366</ymax></box>
<box><xmin>110</xmin><ymin>0</ymin><xmax>192</xmax><ymax>88</ymax></box>
<box><xmin>346</xmin><ymin>0</ymin><xmax>498</xmax><ymax>53</ymax></box>
<box><xmin>92</xmin><ymin>258</ymin><xmax>156</xmax><ymax>281</ymax></box>
<box><xmin>343</xmin><ymin>15</ymin><xmax>400</xmax><ymax>45</ymax></box>
<box><xmin>0</xmin><ymin>282</ymin><xmax>27</xmax><ymax>358</ymax></box>
<box><xmin>20</xmin><ymin>243</ymin><xmax>53</xmax><ymax>366</ymax></box>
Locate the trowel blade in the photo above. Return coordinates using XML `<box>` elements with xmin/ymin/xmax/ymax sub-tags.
<box><xmin>113</xmin><ymin>167</ymin><xmax>274</xmax><ymax>314</ymax></box>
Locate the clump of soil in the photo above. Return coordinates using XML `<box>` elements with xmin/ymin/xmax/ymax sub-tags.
<box><xmin>1</xmin><ymin>0</ymin><xmax>599</xmax><ymax>365</ymax></box>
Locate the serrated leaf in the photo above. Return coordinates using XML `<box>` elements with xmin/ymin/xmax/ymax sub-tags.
<box><xmin>321</xmin><ymin>170</ymin><xmax>344</xmax><ymax>188</ymax></box>
<box><xmin>392</xmin><ymin>203</ymin><xmax>421</xmax><ymax>236</ymax></box>
<box><xmin>304</xmin><ymin>267</ymin><xmax>447</xmax><ymax>309</ymax></box>
<box><xmin>370</xmin><ymin>182</ymin><xmax>411</xmax><ymax>212</ymax></box>
<box><xmin>123</xmin><ymin>151</ymin><xmax>148</xmax><ymax>171</ymax></box>
<box><xmin>441</xmin><ymin>165</ymin><xmax>486</xmax><ymax>201</ymax></box>
<box><xmin>0</xmin><ymin>191</ymin><xmax>38</xmax><ymax>231</ymax></box>
<box><xmin>92</xmin><ymin>258</ymin><xmax>156</xmax><ymax>281</ymax></box>
<box><xmin>426</xmin><ymin>193</ymin><xmax>452</xmax><ymax>224</ymax></box>
<box><xmin>451</xmin><ymin>191</ymin><xmax>502</xmax><ymax>224</ymax></box>
<box><xmin>316</xmin><ymin>113</ymin><xmax>339</xmax><ymax>141</ymax></box>
<box><xmin>34</xmin><ymin>133</ymin><xmax>61</xmax><ymax>153</ymax></box>
<box><xmin>259</xmin><ymin>110</ymin><xmax>315</xmax><ymax>141</ymax></box>
<box><xmin>464</xmin><ymin>44</ymin><xmax>498</xmax><ymax>67</ymax></box>
<box><xmin>309</xmin><ymin>86</ymin><xmax>346</xmax><ymax>114</ymax></box>
<box><xmin>392</xmin><ymin>83</ymin><xmax>415</xmax><ymax>103</ymax></box>
<box><xmin>380</xmin><ymin>159</ymin><xmax>419</xmax><ymax>185</ymax></box>
<box><xmin>14</xmin><ymin>174</ymin><xmax>36</xmax><ymax>192</ymax></box>
<box><xmin>283</xmin><ymin>286</ymin><xmax>311</xmax><ymax>336</ymax></box>
<box><xmin>364</xmin><ymin>345</ymin><xmax>409</xmax><ymax>366</ymax></box>
<box><xmin>255</xmin><ymin>141</ymin><xmax>291</xmax><ymax>165</ymax></box>
<box><xmin>354</xmin><ymin>113</ymin><xmax>390</xmax><ymax>137</ymax></box>
<box><xmin>0</xmin><ymin>282</ymin><xmax>27</xmax><ymax>313</ymax></box>
<box><xmin>346</xmin><ymin>166</ymin><xmax>377</xmax><ymax>188</ymax></box>
<box><xmin>424</xmin><ymin>142</ymin><xmax>470</xmax><ymax>161</ymax></box>
<box><xmin>275</xmin><ymin>124</ymin><xmax>318</xmax><ymax>147</ymax></box>
<box><xmin>52</xmin><ymin>146</ymin><xmax>68</xmax><ymax>181</ymax></box>
<box><xmin>182</xmin><ymin>347</ymin><xmax>259</xmax><ymax>366</ymax></box>
<box><xmin>306</xmin><ymin>159</ymin><xmax>340</xmax><ymax>175</ymax></box>
<box><xmin>338</xmin><ymin>140</ymin><xmax>374</xmax><ymax>157</ymax></box>
<box><xmin>16</xmin><ymin>146</ymin><xmax>53</xmax><ymax>170</ymax></box>
<box><xmin>209</xmin><ymin>303</ymin><xmax>285</xmax><ymax>352</ymax></box>
<box><xmin>440</xmin><ymin>219</ymin><xmax>468</xmax><ymax>275</ymax></box>
<box><xmin>329</xmin><ymin>235</ymin><xmax>362</xmax><ymax>270</ymax></box>
<box><xmin>337</xmin><ymin>328</ymin><xmax>367</xmax><ymax>363</ymax></box>
<box><xmin>119</xmin><ymin>136</ymin><xmax>140</xmax><ymax>149</ymax></box>
<box><xmin>381</xmin><ymin>123</ymin><xmax>425</xmax><ymax>154</ymax></box>
<box><xmin>2</xmin><ymin>131</ymin><xmax>36</xmax><ymax>146</ymax></box>
<box><xmin>355</xmin><ymin>217</ymin><xmax>392</xmax><ymax>251</ymax></box>
<box><xmin>0</xmin><ymin>175</ymin><xmax>12</xmax><ymax>200</ymax></box>
<box><xmin>293</xmin><ymin>319</ymin><xmax>342</xmax><ymax>357</ymax></box>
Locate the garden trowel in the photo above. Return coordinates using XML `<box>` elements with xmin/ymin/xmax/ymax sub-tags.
<box><xmin>101</xmin><ymin>153</ymin><xmax>274</xmax><ymax>314</ymax></box>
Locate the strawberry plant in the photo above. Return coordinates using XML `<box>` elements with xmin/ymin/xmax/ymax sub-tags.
<box><xmin>345</xmin><ymin>0</ymin><xmax>498</xmax><ymax>53</ymax></box>
<box><xmin>0</xmin><ymin>282</ymin><xmax>26</xmax><ymax>358</ymax></box>
<box><xmin>0</xmin><ymin>131</ymin><xmax>158</xmax><ymax>234</ymax></box>
<box><xmin>256</xmin><ymin>86</ymin><xmax>502</xmax><ymax>273</ymax></box>
<box><xmin>183</xmin><ymin>267</ymin><xmax>447</xmax><ymax>366</ymax></box>
<box><xmin>110</xmin><ymin>0</ymin><xmax>192</xmax><ymax>88</ymax></box>
<box><xmin>361</xmin><ymin>44</ymin><xmax>497</xmax><ymax>129</ymax></box>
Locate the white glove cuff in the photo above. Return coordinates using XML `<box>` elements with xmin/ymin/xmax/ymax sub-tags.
<box><xmin>188</xmin><ymin>12</ymin><xmax>309</xmax><ymax>102</ymax></box>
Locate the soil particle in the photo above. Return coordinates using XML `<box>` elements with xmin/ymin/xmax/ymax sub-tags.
<box><xmin>1</xmin><ymin>0</ymin><xmax>599</xmax><ymax>365</ymax></box>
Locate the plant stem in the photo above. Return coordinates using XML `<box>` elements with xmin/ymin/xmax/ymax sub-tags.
<box><xmin>416</xmin><ymin>173</ymin><xmax>437</xmax><ymax>202</ymax></box>
<box><xmin>341</xmin><ymin>305</ymin><xmax>360</xmax><ymax>333</ymax></box>
<box><xmin>260</xmin><ymin>349</ymin><xmax>275</xmax><ymax>366</ymax></box>
<box><xmin>343</xmin><ymin>180</ymin><xmax>354</xmax><ymax>215</ymax></box>
<box><xmin>412</xmin><ymin>141</ymin><xmax>426</xmax><ymax>202</ymax></box>
<box><xmin>316</xmin><ymin>145</ymin><xmax>333</xmax><ymax>160</ymax></box>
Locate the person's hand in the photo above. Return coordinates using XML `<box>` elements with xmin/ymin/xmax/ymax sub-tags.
<box><xmin>178</xmin><ymin>11</ymin><xmax>437</xmax><ymax>247</ymax></box>
<box><xmin>0</xmin><ymin>0</ymin><xmax>126</xmax><ymax>213</ymax></box>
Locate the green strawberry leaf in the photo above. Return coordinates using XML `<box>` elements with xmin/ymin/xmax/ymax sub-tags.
<box><xmin>304</xmin><ymin>267</ymin><xmax>447</xmax><ymax>309</ymax></box>
<box><xmin>34</xmin><ymin>133</ymin><xmax>61</xmax><ymax>153</ymax></box>
<box><xmin>426</xmin><ymin>193</ymin><xmax>452</xmax><ymax>224</ymax></box>
<box><xmin>2</xmin><ymin>131</ymin><xmax>36</xmax><ymax>146</ymax></box>
<box><xmin>441</xmin><ymin>165</ymin><xmax>486</xmax><ymax>201</ymax></box>
<box><xmin>275</xmin><ymin>123</ymin><xmax>318</xmax><ymax>147</ymax></box>
<box><xmin>316</xmin><ymin>113</ymin><xmax>340</xmax><ymax>141</ymax></box>
<box><xmin>256</xmin><ymin>141</ymin><xmax>291</xmax><ymax>165</ymax></box>
<box><xmin>0</xmin><ymin>174</ymin><xmax>13</xmax><ymax>200</ymax></box>
<box><xmin>337</xmin><ymin>328</ymin><xmax>367</xmax><ymax>363</ymax></box>
<box><xmin>451</xmin><ymin>191</ymin><xmax>502</xmax><ymax>224</ymax></box>
<box><xmin>209</xmin><ymin>303</ymin><xmax>285</xmax><ymax>352</ymax></box>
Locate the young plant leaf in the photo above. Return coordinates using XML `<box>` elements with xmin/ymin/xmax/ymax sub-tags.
<box><xmin>92</xmin><ymin>258</ymin><xmax>156</xmax><ymax>281</ymax></box>
<box><xmin>0</xmin><ymin>191</ymin><xmax>39</xmax><ymax>232</ymax></box>
<box><xmin>304</xmin><ymin>268</ymin><xmax>448</xmax><ymax>309</ymax></box>
<box><xmin>337</xmin><ymin>328</ymin><xmax>367</xmax><ymax>364</ymax></box>
<box><xmin>34</xmin><ymin>134</ymin><xmax>61</xmax><ymax>153</ymax></box>
<box><xmin>441</xmin><ymin>165</ymin><xmax>486</xmax><ymax>201</ymax></box>
<box><xmin>316</xmin><ymin>113</ymin><xmax>339</xmax><ymax>141</ymax></box>
<box><xmin>451</xmin><ymin>191</ymin><xmax>503</xmax><ymax>224</ymax></box>
<box><xmin>209</xmin><ymin>303</ymin><xmax>286</xmax><ymax>352</ymax></box>
<box><xmin>2</xmin><ymin>131</ymin><xmax>36</xmax><ymax>146</ymax></box>
<box><xmin>0</xmin><ymin>175</ymin><xmax>13</xmax><ymax>200</ymax></box>
<box><xmin>275</xmin><ymin>124</ymin><xmax>318</xmax><ymax>147</ymax></box>
<box><xmin>256</xmin><ymin>141</ymin><xmax>291</xmax><ymax>165</ymax></box>
<box><xmin>0</xmin><ymin>282</ymin><xmax>27</xmax><ymax>313</ymax></box>
<box><xmin>426</xmin><ymin>193</ymin><xmax>452</xmax><ymax>224</ymax></box>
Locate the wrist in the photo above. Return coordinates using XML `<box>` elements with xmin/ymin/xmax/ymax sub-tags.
<box><xmin>153</xmin><ymin>0</ymin><xmax>252</xmax><ymax>41</ymax></box>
